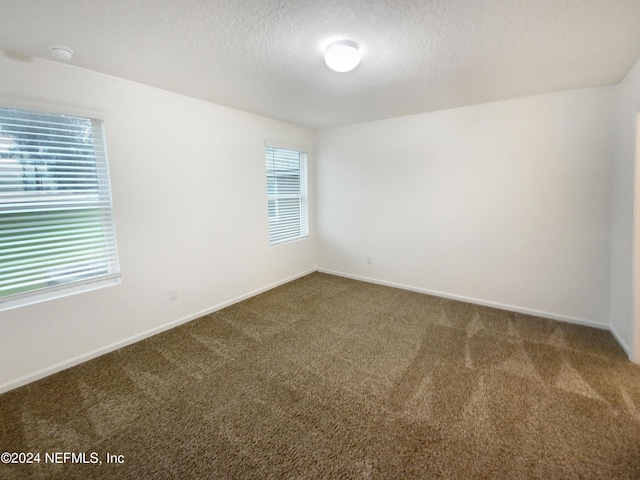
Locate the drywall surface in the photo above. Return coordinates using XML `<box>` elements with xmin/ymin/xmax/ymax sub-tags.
<box><xmin>316</xmin><ymin>87</ymin><xmax>615</xmax><ymax>326</ymax></box>
<box><xmin>3</xmin><ymin>1</ymin><xmax>640</xmax><ymax>128</ymax></box>
<box><xmin>611</xmin><ymin>57</ymin><xmax>640</xmax><ymax>359</ymax></box>
<box><xmin>0</xmin><ymin>52</ymin><xmax>315</xmax><ymax>391</ymax></box>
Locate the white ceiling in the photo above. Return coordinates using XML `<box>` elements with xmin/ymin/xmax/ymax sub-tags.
<box><xmin>1</xmin><ymin>0</ymin><xmax>640</xmax><ymax>128</ymax></box>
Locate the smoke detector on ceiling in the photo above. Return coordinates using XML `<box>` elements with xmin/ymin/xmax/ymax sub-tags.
<box><xmin>49</xmin><ymin>46</ymin><xmax>74</xmax><ymax>61</ymax></box>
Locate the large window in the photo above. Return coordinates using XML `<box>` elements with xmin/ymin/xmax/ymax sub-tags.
<box><xmin>266</xmin><ymin>145</ymin><xmax>308</xmax><ymax>244</ymax></box>
<box><xmin>0</xmin><ymin>107</ymin><xmax>120</xmax><ymax>310</ymax></box>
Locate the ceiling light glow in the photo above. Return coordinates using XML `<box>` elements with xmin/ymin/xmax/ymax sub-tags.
<box><xmin>325</xmin><ymin>40</ymin><xmax>360</xmax><ymax>72</ymax></box>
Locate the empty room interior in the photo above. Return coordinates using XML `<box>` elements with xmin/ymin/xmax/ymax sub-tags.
<box><xmin>2</xmin><ymin>1</ymin><xmax>640</xmax><ymax>478</ymax></box>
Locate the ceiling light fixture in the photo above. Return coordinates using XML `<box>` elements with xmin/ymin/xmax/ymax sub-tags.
<box><xmin>325</xmin><ymin>40</ymin><xmax>360</xmax><ymax>73</ymax></box>
<box><xmin>49</xmin><ymin>46</ymin><xmax>74</xmax><ymax>61</ymax></box>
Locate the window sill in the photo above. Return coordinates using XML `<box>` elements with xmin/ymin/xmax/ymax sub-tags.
<box><xmin>0</xmin><ymin>275</ymin><xmax>121</xmax><ymax>313</ymax></box>
<box><xmin>269</xmin><ymin>234</ymin><xmax>309</xmax><ymax>246</ymax></box>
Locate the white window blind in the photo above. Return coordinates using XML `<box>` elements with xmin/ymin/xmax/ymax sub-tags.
<box><xmin>0</xmin><ymin>107</ymin><xmax>120</xmax><ymax>308</ymax></box>
<box><xmin>266</xmin><ymin>145</ymin><xmax>308</xmax><ymax>244</ymax></box>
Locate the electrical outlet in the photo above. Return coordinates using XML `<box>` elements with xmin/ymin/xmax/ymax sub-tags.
<box><xmin>169</xmin><ymin>289</ymin><xmax>179</xmax><ymax>301</ymax></box>
<box><xmin>365</xmin><ymin>255</ymin><xmax>372</xmax><ymax>264</ymax></box>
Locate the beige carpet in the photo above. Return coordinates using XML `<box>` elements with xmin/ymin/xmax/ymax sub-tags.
<box><xmin>1</xmin><ymin>272</ymin><xmax>640</xmax><ymax>479</ymax></box>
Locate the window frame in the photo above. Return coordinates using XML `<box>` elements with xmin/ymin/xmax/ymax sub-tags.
<box><xmin>265</xmin><ymin>143</ymin><xmax>309</xmax><ymax>245</ymax></box>
<box><xmin>0</xmin><ymin>104</ymin><xmax>120</xmax><ymax>312</ymax></box>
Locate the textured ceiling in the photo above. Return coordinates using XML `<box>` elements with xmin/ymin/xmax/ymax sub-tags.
<box><xmin>1</xmin><ymin>0</ymin><xmax>640</xmax><ymax>128</ymax></box>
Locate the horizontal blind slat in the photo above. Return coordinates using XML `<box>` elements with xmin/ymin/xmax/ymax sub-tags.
<box><xmin>265</xmin><ymin>146</ymin><xmax>308</xmax><ymax>244</ymax></box>
<box><xmin>0</xmin><ymin>107</ymin><xmax>120</xmax><ymax>302</ymax></box>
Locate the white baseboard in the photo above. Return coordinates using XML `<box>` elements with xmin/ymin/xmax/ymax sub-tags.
<box><xmin>609</xmin><ymin>324</ymin><xmax>631</xmax><ymax>358</ymax></box>
<box><xmin>0</xmin><ymin>269</ymin><xmax>316</xmax><ymax>395</ymax></box>
<box><xmin>1</xmin><ymin>267</ymin><xmax>624</xmax><ymax>394</ymax></box>
<box><xmin>317</xmin><ymin>268</ymin><xmax>609</xmax><ymax>330</ymax></box>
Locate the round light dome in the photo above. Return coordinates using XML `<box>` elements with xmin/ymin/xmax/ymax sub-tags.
<box><xmin>49</xmin><ymin>46</ymin><xmax>74</xmax><ymax>61</ymax></box>
<box><xmin>325</xmin><ymin>40</ymin><xmax>360</xmax><ymax>73</ymax></box>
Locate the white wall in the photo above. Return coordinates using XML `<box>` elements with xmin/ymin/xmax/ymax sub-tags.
<box><xmin>611</xmin><ymin>57</ymin><xmax>640</xmax><ymax>359</ymax></box>
<box><xmin>316</xmin><ymin>88</ymin><xmax>615</xmax><ymax>326</ymax></box>
<box><xmin>0</xmin><ymin>49</ymin><xmax>629</xmax><ymax>392</ymax></box>
<box><xmin>0</xmin><ymin>52</ymin><xmax>316</xmax><ymax>392</ymax></box>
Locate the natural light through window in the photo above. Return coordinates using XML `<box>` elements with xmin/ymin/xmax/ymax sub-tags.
<box><xmin>0</xmin><ymin>107</ymin><xmax>120</xmax><ymax>310</ymax></box>
<box><xmin>265</xmin><ymin>145</ymin><xmax>308</xmax><ymax>245</ymax></box>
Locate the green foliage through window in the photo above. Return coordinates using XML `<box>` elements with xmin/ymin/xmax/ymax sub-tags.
<box><xmin>0</xmin><ymin>107</ymin><xmax>119</xmax><ymax>305</ymax></box>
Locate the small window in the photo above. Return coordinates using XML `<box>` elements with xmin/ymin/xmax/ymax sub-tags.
<box><xmin>265</xmin><ymin>145</ymin><xmax>308</xmax><ymax>244</ymax></box>
<box><xmin>0</xmin><ymin>107</ymin><xmax>120</xmax><ymax>310</ymax></box>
